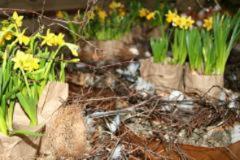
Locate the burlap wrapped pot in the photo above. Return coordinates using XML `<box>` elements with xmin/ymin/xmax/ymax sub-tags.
<box><xmin>79</xmin><ymin>34</ymin><xmax>137</xmax><ymax>64</ymax></box>
<box><xmin>0</xmin><ymin>82</ymin><xmax>69</xmax><ymax>160</ymax></box>
<box><xmin>140</xmin><ymin>58</ymin><xmax>184</xmax><ymax>94</ymax></box>
<box><xmin>184</xmin><ymin>65</ymin><xmax>224</xmax><ymax>98</ymax></box>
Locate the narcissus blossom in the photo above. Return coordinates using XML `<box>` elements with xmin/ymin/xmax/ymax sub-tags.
<box><xmin>12</xmin><ymin>11</ymin><xmax>23</xmax><ymax>27</ymax></box>
<box><xmin>12</xmin><ymin>50</ymin><xmax>39</xmax><ymax>72</ymax></box>
<box><xmin>203</xmin><ymin>17</ymin><xmax>213</xmax><ymax>31</ymax></box>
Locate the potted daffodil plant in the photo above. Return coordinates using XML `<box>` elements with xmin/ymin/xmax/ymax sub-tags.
<box><xmin>0</xmin><ymin>11</ymin><xmax>79</xmax><ymax>159</ymax></box>
<box><xmin>0</xmin><ymin>12</ymin><xmax>78</xmax><ymax>136</ymax></box>
<box><xmin>57</xmin><ymin>1</ymin><xmax>140</xmax><ymax>63</ymax></box>
<box><xmin>184</xmin><ymin>11</ymin><xmax>240</xmax><ymax>98</ymax></box>
<box><xmin>140</xmin><ymin>10</ymin><xmax>195</xmax><ymax>93</ymax></box>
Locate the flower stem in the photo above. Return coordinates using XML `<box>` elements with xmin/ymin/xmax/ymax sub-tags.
<box><xmin>44</xmin><ymin>46</ymin><xmax>62</xmax><ymax>79</ymax></box>
<box><xmin>21</xmin><ymin>69</ymin><xmax>31</xmax><ymax>94</ymax></box>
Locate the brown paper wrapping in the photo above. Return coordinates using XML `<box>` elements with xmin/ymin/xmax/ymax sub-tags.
<box><xmin>0</xmin><ymin>82</ymin><xmax>68</xmax><ymax>160</ymax></box>
<box><xmin>184</xmin><ymin>65</ymin><xmax>224</xmax><ymax>98</ymax></box>
<box><xmin>140</xmin><ymin>58</ymin><xmax>184</xmax><ymax>94</ymax></box>
<box><xmin>79</xmin><ymin>34</ymin><xmax>136</xmax><ymax>63</ymax></box>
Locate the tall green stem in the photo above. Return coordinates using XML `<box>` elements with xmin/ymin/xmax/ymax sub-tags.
<box><xmin>21</xmin><ymin>69</ymin><xmax>31</xmax><ymax>94</ymax></box>
<box><xmin>44</xmin><ymin>46</ymin><xmax>62</xmax><ymax>79</ymax></box>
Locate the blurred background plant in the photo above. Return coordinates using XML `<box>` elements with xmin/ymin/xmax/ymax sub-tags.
<box><xmin>59</xmin><ymin>0</ymin><xmax>141</xmax><ymax>42</ymax></box>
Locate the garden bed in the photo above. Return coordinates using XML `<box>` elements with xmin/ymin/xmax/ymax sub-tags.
<box><xmin>36</xmin><ymin>59</ymin><xmax>240</xmax><ymax>159</ymax></box>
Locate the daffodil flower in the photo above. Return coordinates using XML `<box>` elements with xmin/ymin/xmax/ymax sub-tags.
<box><xmin>12</xmin><ymin>50</ymin><xmax>39</xmax><ymax>72</ymax></box>
<box><xmin>146</xmin><ymin>12</ymin><xmax>156</xmax><ymax>21</ymax></box>
<box><xmin>87</xmin><ymin>11</ymin><xmax>95</xmax><ymax>20</ymax></box>
<box><xmin>185</xmin><ymin>16</ymin><xmax>195</xmax><ymax>29</ymax></box>
<box><xmin>41</xmin><ymin>29</ymin><xmax>65</xmax><ymax>46</ymax></box>
<box><xmin>172</xmin><ymin>15</ymin><xmax>181</xmax><ymax>27</ymax></box>
<box><xmin>12</xmin><ymin>11</ymin><xmax>23</xmax><ymax>27</ymax></box>
<box><xmin>65</xmin><ymin>43</ymin><xmax>79</xmax><ymax>56</ymax></box>
<box><xmin>4</xmin><ymin>32</ymin><xmax>12</xmax><ymax>41</ymax></box>
<box><xmin>56</xmin><ymin>11</ymin><xmax>64</xmax><ymax>19</ymax></box>
<box><xmin>109</xmin><ymin>1</ymin><xmax>124</xmax><ymax>10</ymax></box>
<box><xmin>178</xmin><ymin>16</ymin><xmax>188</xmax><ymax>29</ymax></box>
<box><xmin>16</xmin><ymin>32</ymin><xmax>30</xmax><ymax>45</ymax></box>
<box><xmin>2</xmin><ymin>27</ymin><xmax>13</xmax><ymax>41</ymax></box>
<box><xmin>55</xmin><ymin>33</ymin><xmax>65</xmax><ymax>46</ymax></box>
<box><xmin>203</xmin><ymin>17</ymin><xmax>213</xmax><ymax>31</ymax></box>
<box><xmin>41</xmin><ymin>29</ymin><xmax>55</xmax><ymax>46</ymax></box>
<box><xmin>172</xmin><ymin>15</ymin><xmax>194</xmax><ymax>30</ymax></box>
<box><xmin>98</xmin><ymin>9</ymin><xmax>107</xmax><ymax>22</ymax></box>
<box><xmin>118</xmin><ymin>8</ymin><xmax>126</xmax><ymax>17</ymax></box>
<box><xmin>139</xmin><ymin>8</ymin><xmax>149</xmax><ymax>18</ymax></box>
<box><xmin>166</xmin><ymin>10</ymin><xmax>178</xmax><ymax>23</ymax></box>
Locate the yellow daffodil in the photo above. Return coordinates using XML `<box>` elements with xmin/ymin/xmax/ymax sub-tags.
<box><xmin>12</xmin><ymin>50</ymin><xmax>39</xmax><ymax>72</ymax></box>
<box><xmin>55</xmin><ymin>33</ymin><xmax>65</xmax><ymax>46</ymax></box>
<box><xmin>109</xmin><ymin>1</ymin><xmax>124</xmax><ymax>10</ymax></box>
<box><xmin>185</xmin><ymin>16</ymin><xmax>195</xmax><ymax>29</ymax></box>
<box><xmin>98</xmin><ymin>9</ymin><xmax>107</xmax><ymax>22</ymax></box>
<box><xmin>12</xmin><ymin>11</ymin><xmax>23</xmax><ymax>27</ymax></box>
<box><xmin>41</xmin><ymin>30</ymin><xmax>55</xmax><ymax>46</ymax></box>
<box><xmin>2</xmin><ymin>27</ymin><xmax>13</xmax><ymax>40</ymax></box>
<box><xmin>203</xmin><ymin>17</ymin><xmax>213</xmax><ymax>31</ymax></box>
<box><xmin>146</xmin><ymin>12</ymin><xmax>156</xmax><ymax>21</ymax></box>
<box><xmin>87</xmin><ymin>11</ymin><xmax>95</xmax><ymax>20</ymax></box>
<box><xmin>172</xmin><ymin>15</ymin><xmax>181</xmax><ymax>27</ymax></box>
<box><xmin>4</xmin><ymin>32</ymin><xmax>12</xmax><ymax>40</ymax></box>
<box><xmin>171</xmin><ymin>14</ymin><xmax>195</xmax><ymax>29</ymax></box>
<box><xmin>65</xmin><ymin>43</ymin><xmax>79</xmax><ymax>56</ymax></box>
<box><xmin>41</xmin><ymin>29</ymin><xmax>65</xmax><ymax>46</ymax></box>
<box><xmin>56</xmin><ymin>11</ymin><xmax>64</xmax><ymax>19</ymax></box>
<box><xmin>139</xmin><ymin>8</ymin><xmax>149</xmax><ymax>17</ymax></box>
<box><xmin>119</xmin><ymin>8</ymin><xmax>126</xmax><ymax>17</ymax></box>
<box><xmin>16</xmin><ymin>32</ymin><xmax>30</xmax><ymax>45</ymax></box>
<box><xmin>166</xmin><ymin>10</ymin><xmax>178</xmax><ymax>23</ymax></box>
<box><xmin>179</xmin><ymin>16</ymin><xmax>188</xmax><ymax>29</ymax></box>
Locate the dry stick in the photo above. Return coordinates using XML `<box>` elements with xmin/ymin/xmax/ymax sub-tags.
<box><xmin>38</xmin><ymin>0</ymin><xmax>46</xmax><ymax>27</ymax></box>
<box><xmin>107</xmin><ymin>139</ymin><xmax>121</xmax><ymax>160</ymax></box>
<box><xmin>77</xmin><ymin>95</ymin><xmax>129</xmax><ymax>103</ymax></box>
<box><xmin>0</xmin><ymin>6</ymin><xmax>102</xmax><ymax>52</ymax></box>
<box><xmin>0</xmin><ymin>8</ymin><xmax>83</xmax><ymax>25</ymax></box>
<box><xmin>89</xmin><ymin>96</ymin><xmax>158</xmax><ymax>118</ymax></box>
<box><xmin>87</xmin><ymin>93</ymin><xmax>236</xmax><ymax>119</ymax></box>
<box><xmin>224</xmin><ymin>146</ymin><xmax>239</xmax><ymax>160</ymax></box>
<box><xmin>121</xmin><ymin>139</ymin><xmax>171</xmax><ymax>160</ymax></box>
<box><xmin>86</xmin><ymin>96</ymin><xmax>236</xmax><ymax>159</ymax></box>
<box><xmin>173</xmin><ymin>143</ymin><xmax>194</xmax><ymax>160</ymax></box>
<box><xmin>0</xmin><ymin>7</ymin><xmax>100</xmax><ymax>50</ymax></box>
<box><xmin>201</xmin><ymin>85</ymin><xmax>228</xmax><ymax>100</ymax></box>
<box><xmin>41</xmin><ymin>19</ymin><xmax>101</xmax><ymax>51</ymax></box>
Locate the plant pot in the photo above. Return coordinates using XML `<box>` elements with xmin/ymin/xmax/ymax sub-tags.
<box><xmin>0</xmin><ymin>82</ymin><xmax>69</xmax><ymax>160</ymax></box>
<box><xmin>184</xmin><ymin>65</ymin><xmax>224</xmax><ymax>98</ymax></box>
<box><xmin>79</xmin><ymin>33</ymin><xmax>138</xmax><ymax>64</ymax></box>
<box><xmin>140</xmin><ymin>58</ymin><xmax>184</xmax><ymax>94</ymax></box>
<box><xmin>39</xmin><ymin>105</ymin><xmax>88</xmax><ymax>159</ymax></box>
